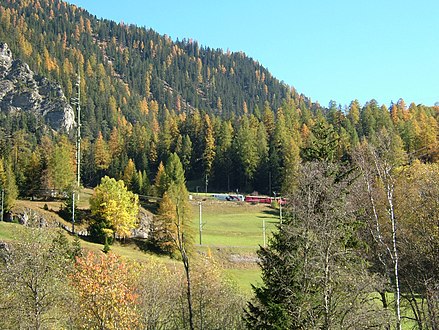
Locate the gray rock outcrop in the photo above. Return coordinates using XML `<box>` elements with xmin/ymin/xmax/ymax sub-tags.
<box><xmin>0</xmin><ymin>43</ymin><xmax>75</xmax><ymax>132</ymax></box>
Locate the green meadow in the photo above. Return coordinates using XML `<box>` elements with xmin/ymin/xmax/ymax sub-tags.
<box><xmin>190</xmin><ymin>198</ymin><xmax>280</xmax><ymax>248</ymax></box>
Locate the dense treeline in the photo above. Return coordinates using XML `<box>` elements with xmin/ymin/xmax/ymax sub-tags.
<box><xmin>0</xmin><ymin>96</ymin><xmax>437</xmax><ymax>199</ymax></box>
<box><xmin>246</xmin><ymin>131</ymin><xmax>439</xmax><ymax>330</ymax></box>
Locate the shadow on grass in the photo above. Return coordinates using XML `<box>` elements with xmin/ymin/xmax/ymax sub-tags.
<box><xmin>121</xmin><ymin>237</ymin><xmax>170</xmax><ymax>256</ymax></box>
<box><xmin>261</xmin><ymin>208</ymin><xmax>279</xmax><ymax>217</ymax></box>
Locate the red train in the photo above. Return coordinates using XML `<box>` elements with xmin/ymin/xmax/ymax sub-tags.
<box><xmin>209</xmin><ymin>193</ymin><xmax>287</xmax><ymax>205</ymax></box>
<box><xmin>244</xmin><ymin>195</ymin><xmax>287</xmax><ymax>205</ymax></box>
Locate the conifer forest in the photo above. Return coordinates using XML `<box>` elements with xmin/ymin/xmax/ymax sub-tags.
<box><xmin>0</xmin><ymin>0</ymin><xmax>437</xmax><ymax>329</ymax></box>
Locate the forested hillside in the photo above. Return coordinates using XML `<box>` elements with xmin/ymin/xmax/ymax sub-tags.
<box><xmin>0</xmin><ymin>1</ymin><xmax>438</xmax><ymax>329</ymax></box>
<box><xmin>0</xmin><ymin>0</ymin><xmax>437</xmax><ymax>195</ymax></box>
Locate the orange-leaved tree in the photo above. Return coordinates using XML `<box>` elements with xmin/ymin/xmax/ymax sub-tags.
<box><xmin>70</xmin><ymin>251</ymin><xmax>139</xmax><ymax>329</ymax></box>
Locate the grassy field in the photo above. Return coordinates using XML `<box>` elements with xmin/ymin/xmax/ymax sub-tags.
<box><xmin>190</xmin><ymin>199</ymin><xmax>280</xmax><ymax>248</ymax></box>
<box><xmin>187</xmin><ymin>198</ymin><xmax>280</xmax><ymax>294</ymax></box>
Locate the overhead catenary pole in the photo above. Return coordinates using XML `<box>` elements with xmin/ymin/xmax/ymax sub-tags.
<box><xmin>279</xmin><ymin>197</ymin><xmax>283</xmax><ymax>224</ymax></box>
<box><xmin>72</xmin><ymin>191</ymin><xmax>75</xmax><ymax>233</ymax></box>
<box><xmin>75</xmin><ymin>73</ymin><xmax>81</xmax><ymax>191</ymax></box>
<box><xmin>1</xmin><ymin>189</ymin><xmax>4</xmax><ymax>222</ymax></box>
<box><xmin>198</xmin><ymin>201</ymin><xmax>202</xmax><ymax>245</ymax></box>
<box><xmin>262</xmin><ymin>218</ymin><xmax>266</xmax><ymax>247</ymax></box>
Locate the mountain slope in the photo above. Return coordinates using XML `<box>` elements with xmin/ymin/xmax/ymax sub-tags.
<box><xmin>0</xmin><ymin>0</ymin><xmax>306</xmax><ymax>138</ymax></box>
<box><xmin>0</xmin><ymin>42</ymin><xmax>74</xmax><ymax>132</ymax></box>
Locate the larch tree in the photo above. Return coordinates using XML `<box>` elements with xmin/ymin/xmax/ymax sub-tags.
<box><xmin>94</xmin><ymin>131</ymin><xmax>111</xmax><ymax>174</ymax></box>
<box><xmin>155</xmin><ymin>153</ymin><xmax>194</xmax><ymax>330</ymax></box>
<box><xmin>281</xmin><ymin>137</ymin><xmax>300</xmax><ymax>194</ymax></box>
<box><xmin>47</xmin><ymin>136</ymin><xmax>76</xmax><ymax>193</ymax></box>
<box><xmin>122</xmin><ymin>158</ymin><xmax>136</xmax><ymax>191</ymax></box>
<box><xmin>202</xmin><ymin>114</ymin><xmax>216</xmax><ymax>186</ymax></box>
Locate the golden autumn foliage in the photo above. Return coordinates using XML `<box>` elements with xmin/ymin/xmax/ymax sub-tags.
<box><xmin>70</xmin><ymin>251</ymin><xmax>139</xmax><ymax>330</ymax></box>
<box><xmin>90</xmin><ymin>176</ymin><xmax>139</xmax><ymax>239</ymax></box>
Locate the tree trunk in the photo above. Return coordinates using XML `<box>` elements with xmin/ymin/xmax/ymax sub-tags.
<box><xmin>182</xmin><ymin>251</ymin><xmax>194</xmax><ymax>330</ymax></box>
<box><xmin>387</xmin><ymin>182</ymin><xmax>401</xmax><ymax>330</ymax></box>
<box><xmin>323</xmin><ymin>245</ymin><xmax>331</xmax><ymax>330</ymax></box>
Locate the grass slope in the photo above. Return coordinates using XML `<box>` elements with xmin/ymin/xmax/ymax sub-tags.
<box><xmin>2</xmin><ymin>195</ymin><xmax>281</xmax><ymax>296</ymax></box>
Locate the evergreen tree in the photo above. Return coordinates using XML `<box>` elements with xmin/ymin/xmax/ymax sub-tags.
<box><xmin>0</xmin><ymin>157</ymin><xmax>18</xmax><ymax>215</ymax></box>
<box><xmin>214</xmin><ymin>120</ymin><xmax>234</xmax><ymax>191</ymax></box>
<box><xmin>176</xmin><ymin>134</ymin><xmax>193</xmax><ymax>174</ymax></box>
<box><xmin>281</xmin><ymin>137</ymin><xmax>300</xmax><ymax>194</ymax></box>
<box><xmin>245</xmin><ymin>161</ymin><xmax>389</xmax><ymax>329</ymax></box>
<box><xmin>202</xmin><ymin>114</ymin><xmax>216</xmax><ymax>184</ymax></box>
<box><xmin>234</xmin><ymin>116</ymin><xmax>259</xmax><ymax>188</ymax></box>
<box><xmin>301</xmin><ymin>120</ymin><xmax>339</xmax><ymax>162</ymax></box>
<box><xmin>23</xmin><ymin>150</ymin><xmax>42</xmax><ymax>198</ymax></box>
<box><xmin>46</xmin><ymin>136</ymin><xmax>76</xmax><ymax>192</ymax></box>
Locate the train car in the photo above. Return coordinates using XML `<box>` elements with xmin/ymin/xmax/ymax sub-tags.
<box><xmin>244</xmin><ymin>196</ymin><xmax>287</xmax><ymax>205</ymax></box>
<box><xmin>276</xmin><ymin>197</ymin><xmax>287</xmax><ymax>206</ymax></box>
<box><xmin>244</xmin><ymin>195</ymin><xmax>272</xmax><ymax>204</ymax></box>
<box><xmin>211</xmin><ymin>194</ymin><xmax>244</xmax><ymax>202</ymax></box>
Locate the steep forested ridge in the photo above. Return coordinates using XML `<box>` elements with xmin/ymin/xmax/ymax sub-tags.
<box><xmin>0</xmin><ymin>0</ymin><xmax>295</xmax><ymax>133</ymax></box>
<box><xmin>0</xmin><ymin>0</ymin><xmax>437</xmax><ymax>195</ymax></box>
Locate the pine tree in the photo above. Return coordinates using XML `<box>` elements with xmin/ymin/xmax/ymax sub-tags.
<box><xmin>0</xmin><ymin>157</ymin><xmax>18</xmax><ymax>215</ymax></box>
<box><xmin>245</xmin><ymin>161</ymin><xmax>388</xmax><ymax>329</ymax></box>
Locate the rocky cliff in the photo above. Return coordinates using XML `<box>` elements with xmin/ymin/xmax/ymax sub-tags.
<box><xmin>0</xmin><ymin>43</ymin><xmax>75</xmax><ymax>132</ymax></box>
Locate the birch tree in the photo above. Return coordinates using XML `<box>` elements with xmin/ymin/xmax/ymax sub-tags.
<box><xmin>353</xmin><ymin>130</ymin><xmax>407</xmax><ymax>330</ymax></box>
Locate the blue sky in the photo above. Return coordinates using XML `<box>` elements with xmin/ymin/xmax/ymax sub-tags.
<box><xmin>68</xmin><ymin>0</ymin><xmax>439</xmax><ymax>108</ymax></box>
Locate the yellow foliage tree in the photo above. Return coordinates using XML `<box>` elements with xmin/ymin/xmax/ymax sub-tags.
<box><xmin>70</xmin><ymin>251</ymin><xmax>139</xmax><ymax>329</ymax></box>
<box><xmin>90</xmin><ymin>176</ymin><xmax>139</xmax><ymax>239</ymax></box>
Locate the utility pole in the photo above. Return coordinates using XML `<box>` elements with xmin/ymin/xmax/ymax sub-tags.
<box><xmin>72</xmin><ymin>191</ymin><xmax>75</xmax><ymax>233</ymax></box>
<box><xmin>1</xmin><ymin>189</ymin><xmax>4</xmax><ymax>222</ymax></box>
<box><xmin>262</xmin><ymin>218</ymin><xmax>266</xmax><ymax>247</ymax></box>
<box><xmin>279</xmin><ymin>198</ymin><xmax>283</xmax><ymax>224</ymax></box>
<box><xmin>72</xmin><ymin>73</ymin><xmax>81</xmax><ymax>193</ymax></box>
<box><xmin>198</xmin><ymin>201</ymin><xmax>202</xmax><ymax>245</ymax></box>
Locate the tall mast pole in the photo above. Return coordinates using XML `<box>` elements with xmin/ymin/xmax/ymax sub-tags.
<box><xmin>75</xmin><ymin>73</ymin><xmax>81</xmax><ymax>190</ymax></box>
